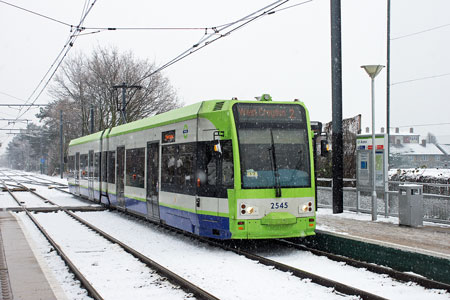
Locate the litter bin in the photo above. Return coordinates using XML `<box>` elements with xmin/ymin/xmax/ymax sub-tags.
<box><xmin>398</xmin><ymin>184</ymin><xmax>423</xmax><ymax>227</ymax></box>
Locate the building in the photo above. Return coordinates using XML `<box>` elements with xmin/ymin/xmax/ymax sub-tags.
<box><xmin>389</xmin><ymin>127</ymin><xmax>420</xmax><ymax>145</ymax></box>
<box><xmin>390</xmin><ymin>140</ymin><xmax>447</xmax><ymax>168</ymax></box>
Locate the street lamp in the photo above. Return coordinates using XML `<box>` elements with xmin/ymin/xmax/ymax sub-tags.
<box><xmin>361</xmin><ymin>65</ymin><xmax>385</xmax><ymax>221</ymax></box>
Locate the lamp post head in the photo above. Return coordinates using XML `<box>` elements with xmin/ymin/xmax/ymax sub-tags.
<box><xmin>361</xmin><ymin>65</ymin><xmax>385</xmax><ymax>79</ymax></box>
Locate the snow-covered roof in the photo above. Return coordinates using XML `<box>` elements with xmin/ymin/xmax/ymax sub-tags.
<box><xmin>389</xmin><ymin>133</ymin><xmax>419</xmax><ymax>137</ymax></box>
<box><xmin>438</xmin><ymin>144</ymin><xmax>450</xmax><ymax>155</ymax></box>
<box><xmin>390</xmin><ymin>143</ymin><xmax>444</xmax><ymax>155</ymax></box>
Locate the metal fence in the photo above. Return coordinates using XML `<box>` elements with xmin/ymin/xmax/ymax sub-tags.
<box><xmin>317</xmin><ymin>178</ymin><xmax>450</xmax><ymax>224</ymax></box>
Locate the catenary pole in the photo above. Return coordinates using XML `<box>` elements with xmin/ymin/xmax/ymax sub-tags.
<box><xmin>121</xmin><ymin>83</ymin><xmax>127</xmax><ymax>123</ymax></box>
<box><xmin>113</xmin><ymin>82</ymin><xmax>141</xmax><ymax>124</ymax></box>
<box><xmin>90</xmin><ymin>104</ymin><xmax>94</xmax><ymax>134</ymax></box>
<box><xmin>330</xmin><ymin>0</ymin><xmax>343</xmax><ymax>213</ymax></box>
<box><xmin>60</xmin><ymin>110</ymin><xmax>64</xmax><ymax>179</ymax></box>
<box><xmin>386</xmin><ymin>0</ymin><xmax>391</xmax><ymax>167</ymax></box>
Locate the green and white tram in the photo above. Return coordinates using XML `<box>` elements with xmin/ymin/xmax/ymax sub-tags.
<box><xmin>67</xmin><ymin>94</ymin><xmax>316</xmax><ymax>239</ymax></box>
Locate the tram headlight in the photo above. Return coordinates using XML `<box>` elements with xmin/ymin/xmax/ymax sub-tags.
<box><xmin>300</xmin><ymin>201</ymin><xmax>314</xmax><ymax>213</ymax></box>
<box><xmin>240</xmin><ymin>203</ymin><xmax>258</xmax><ymax>216</ymax></box>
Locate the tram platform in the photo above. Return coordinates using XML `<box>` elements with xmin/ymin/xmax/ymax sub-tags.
<box><xmin>305</xmin><ymin>208</ymin><xmax>450</xmax><ymax>284</ymax></box>
<box><xmin>0</xmin><ymin>211</ymin><xmax>65</xmax><ymax>300</ymax></box>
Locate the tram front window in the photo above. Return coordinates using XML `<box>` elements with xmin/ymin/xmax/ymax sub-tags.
<box><xmin>233</xmin><ymin>103</ymin><xmax>311</xmax><ymax>189</ymax></box>
<box><xmin>238</xmin><ymin>128</ymin><xmax>310</xmax><ymax>188</ymax></box>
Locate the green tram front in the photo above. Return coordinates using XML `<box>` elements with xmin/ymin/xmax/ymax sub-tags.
<box><xmin>229</xmin><ymin>101</ymin><xmax>316</xmax><ymax>239</ymax></box>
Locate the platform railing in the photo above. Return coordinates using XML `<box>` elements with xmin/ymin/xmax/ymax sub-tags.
<box><xmin>317</xmin><ymin>178</ymin><xmax>450</xmax><ymax>224</ymax></box>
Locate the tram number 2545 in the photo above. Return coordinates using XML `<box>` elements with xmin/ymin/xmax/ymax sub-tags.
<box><xmin>271</xmin><ymin>202</ymin><xmax>288</xmax><ymax>209</ymax></box>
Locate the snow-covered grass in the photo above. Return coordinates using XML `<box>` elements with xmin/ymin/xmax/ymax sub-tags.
<box><xmin>389</xmin><ymin>168</ymin><xmax>450</xmax><ymax>182</ymax></box>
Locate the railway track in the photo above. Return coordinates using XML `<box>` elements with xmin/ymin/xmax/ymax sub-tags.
<box><xmin>274</xmin><ymin>239</ymin><xmax>450</xmax><ymax>293</ymax></box>
<box><xmin>81</xmin><ymin>208</ymin><xmax>450</xmax><ymax>300</ymax></box>
<box><xmin>2</xmin><ymin>170</ymin><xmax>449</xmax><ymax>299</ymax></box>
<box><xmin>0</xmin><ymin>172</ymin><xmax>219</xmax><ymax>300</ymax></box>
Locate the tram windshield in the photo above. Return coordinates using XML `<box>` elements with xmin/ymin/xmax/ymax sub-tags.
<box><xmin>233</xmin><ymin>103</ymin><xmax>311</xmax><ymax>189</ymax></box>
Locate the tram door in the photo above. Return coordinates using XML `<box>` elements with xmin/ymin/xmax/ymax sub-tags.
<box><xmin>75</xmin><ymin>152</ymin><xmax>80</xmax><ymax>195</ymax></box>
<box><xmin>88</xmin><ymin>150</ymin><xmax>94</xmax><ymax>200</ymax></box>
<box><xmin>116</xmin><ymin>146</ymin><xmax>125</xmax><ymax>208</ymax></box>
<box><xmin>146</xmin><ymin>142</ymin><xmax>160</xmax><ymax>221</ymax></box>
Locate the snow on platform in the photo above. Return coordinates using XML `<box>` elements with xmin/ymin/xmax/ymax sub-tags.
<box><xmin>0</xmin><ymin>211</ymin><xmax>62</xmax><ymax>300</ymax></box>
<box><xmin>316</xmin><ymin>208</ymin><xmax>450</xmax><ymax>259</ymax></box>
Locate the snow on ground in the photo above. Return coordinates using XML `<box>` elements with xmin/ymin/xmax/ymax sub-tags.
<box><xmin>261</xmin><ymin>249</ymin><xmax>449</xmax><ymax>300</ymax></box>
<box><xmin>75</xmin><ymin>211</ymin><xmax>352</xmax><ymax>300</ymax></box>
<box><xmin>316</xmin><ymin>207</ymin><xmax>450</xmax><ymax>228</ymax></box>
<box><xmin>28</xmin><ymin>184</ymin><xmax>100</xmax><ymax>207</ymax></box>
<box><xmin>389</xmin><ymin>168</ymin><xmax>450</xmax><ymax>182</ymax></box>
<box><xmin>3</xmin><ymin>170</ymin><xmax>450</xmax><ymax>299</ymax></box>
<box><xmin>0</xmin><ymin>193</ymin><xmax>19</xmax><ymax>208</ymax></box>
<box><xmin>17</xmin><ymin>212</ymin><xmax>93</xmax><ymax>300</ymax></box>
<box><xmin>0</xmin><ymin>184</ymin><xmax>54</xmax><ymax>207</ymax></box>
<box><xmin>18</xmin><ymin>211</ymin><xmax>192</xmax><ymax>300</ymax></box>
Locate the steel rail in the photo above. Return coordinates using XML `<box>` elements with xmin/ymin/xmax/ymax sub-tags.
<box><xmin>7</xmin><ymin>206</ymin><xmax>107</xmax><ymax>213</ymax></box>
<box><xmin>7</xmin><ymin>172</ymin><xmax>432</xmax><ymax>299</ymax></box>
<box><xmin>130</xmin><ymin>214</ymin><xmax>388</xmax><ymax>300</ymax></box>
<box><xmin>0</xmin><ymin>179</ymin><xmax>104</xmax><ymax>300</ymax></box>
<box><xmin>6</xmin><ymin>171</ymin><xmax>68</xmax><ymax>188</ymax></box>
<box><xmin>3</xmin><ymin>175</ymin><xmax>219</xmax><ymax>300</ymax></box>
<box><xmin>65</xmin><ymin>210</ymin><xmax>219</xmax><ymax>300</ymax></box>
<box><xmin>276</xmin><ymin>239</ymin><xmax>450</xmax><ymax>292</ymax></box>
<box><xmin>23</xmin><ymin>174</ymin><xmax>68</xmax><ymax>187</ymax></box>
<box><xmin>188</xmin><ymin>235</ymin><xmax>388</xmax><ymax>300</ymax></box>
<box><xmin>57</xmin><ymin>188</ymin><xmax>389</xmax><ymax>299</ymax></box>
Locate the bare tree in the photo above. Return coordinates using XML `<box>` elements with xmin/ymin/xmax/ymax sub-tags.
<box><xmin>317</xmin><ymin>115</ymin><xmax>361</xmax><ymax>179</ymax></box>
<box><xmin>48</xmin><ymin>46</ymin><xmax>181</xmax><ymax>134</ymax></box>
<box><xmin>7</xmin><ymin>46</ymin><xmax>182</xmax><ymax>175</ymax></box>
<box><xmin>427</xmin><ymin>132</ymin><xmax>437</xmax><ymax>144</ymax></box>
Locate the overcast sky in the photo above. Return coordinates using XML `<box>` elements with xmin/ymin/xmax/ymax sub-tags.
<box><xmin>1</xmin><ymin>0</ymin><xmax>450</xmax><ymax>150</ymax></box>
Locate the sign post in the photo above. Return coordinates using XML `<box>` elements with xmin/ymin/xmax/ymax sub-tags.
<box><xmin>356</xmin><ymin>134</ymin><xmax>389</xmax><ymax>218</ymax></box>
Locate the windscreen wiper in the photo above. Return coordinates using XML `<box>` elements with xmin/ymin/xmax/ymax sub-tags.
<box><xmin>269</xmin><ymin>129</ymin><xmax>282</xmax><ymax>198</ymax></box>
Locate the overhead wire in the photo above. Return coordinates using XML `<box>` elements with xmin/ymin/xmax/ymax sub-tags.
<box><xmin>214</xmin><ymin>0</ymin><xmax>312</xmax><ymax>28</ymax></box>
<box><xmin>390</xmin><ymin>15</ymin><xmax>450</xmax><ymax>87</ymax></box>
<box><xmin>135</xmin><ymin>0</ymin><xmax>314</xmax><ymax>85</ymax></box>
<box><xmin>391</xmin><ymin>22</ymin><xmax>450</xmax><ymax>41</ymax></box>
<box><xmin>0</xmin><ymin>91</ymin><xmax>28</xmax><ymax>103</ymax></box>
<box><xmin>0</xmin><ymin>0</ymin><xmax>71</xmax><ymax>27</ymax></box>
<box><xmin>391</xmin><ymin>72</ymin><xmax>450</xmax><ymax>86</ymax></box>
<box><xmin>393</xmin><ymin>122</ymin><xmax>450</xmax><ymax>128</ymax></box>
<box><xmin>2</xmin><ymin>0</ymin><xmax>311</xmax><ymax>135</ymax></box>
<box><xmin>7</xmin><ymin>0</ymin><xmax>98</xmax><ymax>133</ymax></box>
<box><xmin>0</xmin><ymin>0</ymin><xmax>213</xmax><ymax>32</ymax></box>
<box><xmin>79</xmin><ymin>26</ymin><xmax>210</xmax><ymax>31</ymax></box>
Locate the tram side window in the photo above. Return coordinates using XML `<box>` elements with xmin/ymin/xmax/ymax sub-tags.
<box><xmin>162</xmin><ymin>145</ymin><xmax>176</xmax><ymax>185</ymax></box>
<box><xmin>126</xmin><ymin>148</ymin><xmax>145</xmax><ymax>188</ymax></box>
<box><xmin>178</xmin><ymin>144</ymin><xmax>195</xmax><ymax>188</ymax></box>
<box><xmin>161</xmin><ymin>143</ymin><xmax>196</xmax><ymax>194</ymax></box>
<box><xmin>107</xmin><ymin>151</ymin><xmax>115</xmax><ymax>184</ymax></box>
<box><xmin>75</xmin><ymin>153</ymin><xmax>80</xmax><ymax>179</ymax></box>
<box><xmin>88</xmin><ymin>151</ymin><xmax>94</xmax><ymax>177</ymax></box>
<box><xmin>197</xmin><ymin>140</ymin><xmax>234</xmax><ymax>197</ymax></box>
<box><xmin>68</xmin><ymin>155</ymin><xmax>75</xmax><ymax>178</ymax></box>
<box><xmin>221</xmin><ymin>141</ymin><xmax>234</xmax><ymax>187</ymax></box>
<box><xmin>94</xmin><ymin>152</ymin><xmax>100</xmax><ymax>179</ymax></box>
<box><xmin>101</xmin><ymin>151</ymin><xmax>108</xmax><ymax>182</ymax></box>
<box><xmin>80</xmin><ymin>154</ymin><xmax>88</xmax><ymax>179</ymax></box>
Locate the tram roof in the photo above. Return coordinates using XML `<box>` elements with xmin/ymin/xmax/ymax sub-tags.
<box><xmin>69</xmin><ymin>100</ymin><xmax>213</xmax><ymax>146</ymax></box>
<box><xmin>69</xmin><ymin>98</ymin><xmax>308</xmax><ymax>146</ymax></box>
